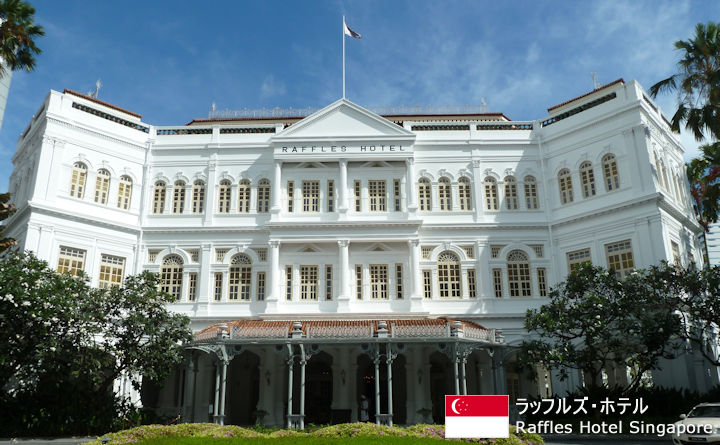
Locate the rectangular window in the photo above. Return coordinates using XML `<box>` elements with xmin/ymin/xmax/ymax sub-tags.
<box><xmin>302</xmin><ymin>181</ymin><xmax>320</xmax><ymax>212</ymax></box>
<box><xmin>493</xmin><ymin>268</ymin><xmax>503</xmax><ymax>298</ymax></box>
<box><xmin>370</xmin><ymin>264</ymin><xmax>389</xmax><ymax>299</ymax></box>
<box><xmin>393</xmin><ymin>179</ymin><xmax>401</xmax><ymax>211</ymax></box>
<box><xmin>57</xmin><ymin>246</ymin><xmax>86</xmax><ymax>275</ymax></box>
<box><xmin>257</xmin><ymin>272</ymin><xmax>266</xmax><ymax>301</ymax></box>
<box><xmin>354</xmin><ymin>180</ymin><xmax>362</xmax><ymax>212</ymax></box>
<box><xmin>530</xmin><ymin>245</ymin><xmax>544</xmax><ymax>258</ymax></box>
<box><xmin>188</xmin><ymin>273</ymin><xmax>197</xmax><ymax>301</ymax></box>
<box><xmin>218</xmin><ymin>182</ymin><xmax>231</xmax><ymax>213</ymax></box>
<box><xmin>538</xmin><ymin>268</ymin><xmax>547</xmax><ymax>297</ymax></box>
<box><xmin>214</xmin><ymin>272</ymin><xmax>223</xmax><ymax>301</ymax></box>
<box><xmin>172</xmin><ymin>185</ymin><xmax>185</xmax><ymax>214</ymax></box>
<box><xmin>327</xmin><ymin>180</ymin><xmax>334</xmax><ymax>212</ymax></box>
<box><xmin>369</xmin><ymin>180</ymin><xmax>386</xmax><ymax>211</ymax></box>
<box><xmin>671</xmin><ymin>241</ymin><xmax>681</xmax><ymax>265</ymax></box>
<box><xmin>98</xmin><ymin>254</ymin><xmax>125</xmax><ymax>289</ymax></box>
<box><xmin>300</xmin><ymin>265</ymin><xmax>318</xmax><ymax>300</ymax></box>
<box><xmin>567</xmin><ymin>248</ymin><xmax>591</xmax><ymax>271</ymax></box>
<box><xmin>287</xmin><ymin>180</ymin><xmax>294</xmax><ymax>212</ymax></box>
<box><xmin>395</xmin><ymin>263</ymin><xmax>403</xmax><ymax>299</ymax></box>
<box><xmin>467</xmin><ymin>269</ymin><xmax>477</xmax><ymax>298</ymax></box>
<box><xmin>325</xmin><ymin>265</ymin><xmax>333</xmax><ymax>300</ymax></box>
<box><xmin>355</xmin><ymin>264</ymin><xmax>363</xmax><ymax>299</ymax></box>
<box><xmin>606</xmin><ymin>239</ymin><xmax>634</xmax><ymax>279</ymax></box>
<box><xmin>490</xmin><ymin>245</ymin><xmax>505</xmax><ymax>258</ymax></box>
<box><xmin>285</xmin><ymin>266</ymin><xmax>293</xmax><ymax>300</ymax></box>
<box><xmin>423</xmin><ymin>270</ymin><xmax>432</xmax><ymax>299</ymax></box>
<box><xmin>229</xmin><ymin>265</ymin><xmax>251</xmax><ymax>300</ymax></box>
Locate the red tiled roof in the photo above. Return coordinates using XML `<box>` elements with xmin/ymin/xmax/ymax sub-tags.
<box><xmin>64</xmin><ymin>89</ymin><xmax>143</xmax><ymax>119</ymax></box>
<box><xmin>194</xmin><ymin>317</ymin><xmax>490</xmax><ymax>341</ymax></box>
<box><xmin>547</xmin><ymin>78</ymin><xmax>624</xmax><ymax>113</ymax></box>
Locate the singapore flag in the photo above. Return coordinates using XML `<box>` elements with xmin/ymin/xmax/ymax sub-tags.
<box><xmin>445</xmin><ymin>395</ymin><xmax>509</xmax><ymax>438</ymax></box>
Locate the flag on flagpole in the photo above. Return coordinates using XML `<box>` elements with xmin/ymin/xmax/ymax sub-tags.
<box><xmin>343</xmin><ymin>20</ymin><xmax>361</xmax><ymax>39</ymax></box>
<box><xmin>445</xmin><ymin>395</ymin><xmax>509</xmax><ymax>438</ymax></box>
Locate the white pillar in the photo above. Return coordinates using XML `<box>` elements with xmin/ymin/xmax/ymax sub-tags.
<box><xmin>213</xmin><ymin>363</ymin><xmax>221</xmax><ymax>423</ymax></box>
<box><xmin>374</xmin><ymin>353</ymin><xmax>381</xmax><ymax>424</ymax></box>
<box><xmin>405</xmin><ymin>158</ymin><xmax>417</xmax><ymax>212</ymax></box>
<box><xmin>204</xmin><ymin>159</ymin><xmax>217</xmax><ymax>225</ymax></box>
<box><xmin>286</xmin><ymin>347</ymin><xmax>294</xmax><ymax>428</ymax></box>
<box><xmin>339</xmin><ymin>159</ymin><xmax>348</xmax><ymax>214</ymax></box>
<box><xmin>386</xmin><ymin>346</ymin><xmax>394</xmax><ymax>426</ymax></box>
<box><xmin>183</xmin><ymin>356</ymin><xmax>197</xmax><ymax>422</ymax></box>
<box><xmin>471</xmin><ymin>159</ymin><xmax>483</xmax><ymax>222</ymax></box>
<box><xmin>299</xmin><ymin>345</ymin><xmax>307</xmax><ymax>430</ymax></box>
<box><xmin>272</xmin><ymin>160</ymin><xmax>282</xmax><ymax>212</ymax></box>
<box><xmin>461</xmin><ymin>357</ymin><xmax>468</xmax><ymax>395</ymax></box>
<box><xmin>453</xmin><ymin>351</ymin><xmax>460</xmax><ymax>395</ymax></box>
<box><xmin>338</xmin><ymin>240</ymin><xmax>350</xmax><ymax>301</ymax></box>
<box><xmin>408</xmin><ymin>240</ymin><xmax>423</xmax><ymax>304</ymax></box>
<box><xmin>267</xmin><ymin>241</ymin><xmax>280</xmax><ymax>312</ymax></box>
<box><xmin>218</xmin><ymin>358</ymin><xmax>228</xmax><ymax>425</ymax></box>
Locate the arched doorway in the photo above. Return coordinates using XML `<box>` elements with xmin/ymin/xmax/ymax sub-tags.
<box><xmin>305</xmin><ymin>351</ymin><xmax>333</xmax><ymax>424</ymax></box>
<box><xmin>226</xmin><ymin>350</ymin><xmax>260</xmax><ymax>425</ymax></box>
<box><xmin>356</xmin><ymin>351</ymin><xmax>408</xmax><ymax>424</ymax></box>
<box><xmin>429</xmin><ymin>351</ymin><xmax>453</xmax><ymax>424</ymax></box>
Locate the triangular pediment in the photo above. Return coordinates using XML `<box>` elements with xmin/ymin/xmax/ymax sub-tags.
<box><xmin>273</xmin><ymin>99</ymin><xmax>415</xmax><ymax>141</ymax></box>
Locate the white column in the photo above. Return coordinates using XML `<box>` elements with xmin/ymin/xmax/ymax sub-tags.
<box><xmin>299</xmin><ymin>345</ymin><xmax>307</xmax><ymax>429</ymax></box>
<box><xmin>286</xmin><ymin>349</ymin><xmax>294</xmax><ymax>428</ymax></box>
<box><xmin>471</xmin><ymin>159</ymin><xmax>483</xmax><ymax>222</ymax></box>
<box><xmin>386</xmin><ymin>346</ymin><xmax>394</xmax><ymax>426</ymax></box>
<box><xmin>374</xmin><ymin>352</ymin><xmax>381</xmax><ymax>424</ymax></box>
<box><xmin>218</xmin><ymin>357</ymin><xmax>229</xmax><ymax>425</ymax></box>
<box><xmin>405</xmin><ymin>158</ymin><xmax>417</xmax><ymax>212</ymax></box>
<box><xmin>409</xmin><ymin>240</ymin><xmax>423</xmax><ymax>304</ymax></box>
<box><xmin>205</xmin><ymin>159</ymin><xmax>217</xmax><ymax>226</ymax></box>
<box><xmin>272</xmin><ymin>160</ymin><xmax>282</xmax><ymax>212</ymax></box>
<box><xmin>182</xmin><ymin>357</ymin><xmax>197</xmax><ymax>422</ymax></box>
<box><xmin>213</xmin><ymin>363</ymin><xmax>221</xmax><ymax>423</ymax></box>
<box><xmin>266</xmin><ymin>241</ymin><xmax>280</xmax><ymax>312</ymax></box>
<box><xmin>197</xmin><ymin>244</ymin><xmax>212</xmax><ymax>304</ymax></box>
<box><xmin>477</xmin><ymin>240</ymin><xmax>490</xmax><ymax>298</ymax></box>
<box><xmin>338</xmin><ymin>240</ymin><xmax>350</xmax><ymax>301</ymax></box>
<box><xmin>339</xmin><ymin>159</ymin><xmax>348</xmax><ymax>214</ymax></box>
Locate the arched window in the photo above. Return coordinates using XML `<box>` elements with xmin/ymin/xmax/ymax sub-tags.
<box><xmin>229</xmin><ymin>254</ymin><xmax>252</xmax><ymax>300</ymax></box>
<box><xmin>238</xmin><ymin>179</ymin><xmax>251</xmax><ymax>213</ymax></box>
<box><xmin>579</xmin><ymin>161</ymin><xmax>596</xmax><ymax>198</ymax></box>
<box><xmin>507</xmin><ymin>250</ymin><xmax>531</xmax><ymax>297</ymax></box>
<box><xmin>117</xmin><ymin>175</ymin><xmax>132</xmax><ymax>210</ymax></box>
<box><xmin>484</xmin><ymin>177</ymin><xmax>498</xmax><ymax>210</ymax></box>
<box><xmin>69</xmin><ymin>162</ymin><xmax>87</xmax><ymax>198</ymax></box>
<box><xmin>504</xmin><ymin>176</ymin><xmax>518</xmax><ymax>210</ymax></box>
<box><xmin>524</xmin><ymin>176</ymin><xmax>538</xmax><ymax>209</ymax></box>
<box><xmin>218</xmin><ymin>179</ymin><xmax>231</xmax><ymax>213</ymax></box>
<box><xmin>558</xmin><ymin>169</ymin><xmax>573</xmax><ymax>204</ymax></box>
<box><xmin>602</xmin><ymin>154</ymin><xmax>620</xmax><ymax>191</ymax></box>
<box><xmin>257</xmin><ymin>179</ymin><xmax>271</xmax><ymax>213</ymax></box>
<box><xmin>94</xmin><ymin>169</ymin><xmax>110</xmax><ymax>204</ymax></box>
<box><xmin>192</xmin><ymin>180</ymin><xmax>205</xmax><ymax>214</ymax></box>
<box><xmin>418</xmin><ymin>178</ymin><xmax>432</xmax><ymax>211</ymax></box>
<box><xmin>437</xmin><ymin>251</ymin><xmax>461</xmax><ymax>298</ymax></box>
<box><xmin>438</xmin><ymin>177</ymin><xmax>452</xmax><ymax>210</ymax></box>
<box><xmin>160</xmin><ymin>254</ymin><xmax>184</xmax><ymax>300</ymax></box>
<box><xmin>152</xmin><ymin>181</ymin><xmax>166</xmax><ymax>214</ymax></box>
<box><xmin>172</xmin><ymin>180</ymin><xmax>186</xmax><ymax>214</ymax></box>
<box><xmin>458</xmin><ymin>177</ymin><xmax>472</xmax><ymax>210</ymax></box>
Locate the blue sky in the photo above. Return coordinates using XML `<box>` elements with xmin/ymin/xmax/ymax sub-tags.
<box><xmin>1</xmin><ymin>0</ymin><xmax>718</xmax><ymax>191</ymax></box>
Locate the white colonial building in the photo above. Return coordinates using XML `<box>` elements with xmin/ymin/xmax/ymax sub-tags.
<box><xmin>4</xmin><ymin>79</ymin><xmax>711</xmax><ymax>426</ymax></box>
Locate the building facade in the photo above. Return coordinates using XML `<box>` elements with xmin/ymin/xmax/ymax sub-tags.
<box><xmin>4</xmin><ymin>79</ymin><xmax>711</xmax><ymax>426</ymax></box>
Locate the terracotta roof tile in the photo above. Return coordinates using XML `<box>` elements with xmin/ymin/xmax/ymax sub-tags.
<box><xmin>63</xmin><ymin>89</ymin><xmax>143</xmax><ymax>119</ymax></box>
<box><xmin>547</xmin><ymin>79</ymin><xmax>624</xmax><ymax>113</ymax></box>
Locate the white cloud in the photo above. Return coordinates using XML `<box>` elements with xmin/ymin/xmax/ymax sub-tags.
<box><xmin>260</xmin><ymin>74</ymin><xmax>286</xmax><ymax>99</ymax></box>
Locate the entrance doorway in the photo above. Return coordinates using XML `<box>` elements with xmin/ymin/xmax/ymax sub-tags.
<box><xmin>305</xmin><ymin>351</ymin><xmax>333</xmax><ymax>424</ymax></box>
<box><xmin>226</xmin><ymin>350</ymin><xmax>260</xmax><ymax>425</ymax></box>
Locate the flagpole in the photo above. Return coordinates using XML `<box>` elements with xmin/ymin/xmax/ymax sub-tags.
<box><xmin>342</xmin><ymin>15</ymin><xmax>346</xmax><ymax>99</ymax></box>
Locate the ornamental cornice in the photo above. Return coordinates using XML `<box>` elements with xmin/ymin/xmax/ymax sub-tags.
<box><xmin>46</xmin><ymin>116</ymin><xmax>148</xmax><ymax>150</ymax></box>
<box><xmin>27</xmin><ymin>202</ymin><xmax>141</xmax><ymax>235</ymax></box>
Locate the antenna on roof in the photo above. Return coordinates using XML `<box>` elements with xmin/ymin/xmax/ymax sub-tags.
<box><xmin>211</xmin><ymin>102</ymin><xmax>216</xmax><ymax>113</ymax></box>
<box><xmin>591</xmin><ymin>72</ymin><xmax>599</xmax><ymax>90</ymax></box>
<box><xmin>87</xmin><ymin>79</ymin><xmax>102</xmax><ymax>98</ymax></box>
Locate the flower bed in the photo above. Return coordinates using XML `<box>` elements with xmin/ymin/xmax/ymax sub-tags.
<box><xmin>83</xmin><ymin>423</ymin><xmax>543</xmax><ymax>445</ymax></box>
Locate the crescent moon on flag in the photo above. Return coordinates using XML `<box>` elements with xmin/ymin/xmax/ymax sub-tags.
<box><xmin>451</xmin><ymin>398</ymin><xmax>461</xmax><ymax>415</ymax></box>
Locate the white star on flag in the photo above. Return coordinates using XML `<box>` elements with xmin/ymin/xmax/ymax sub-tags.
<box><xmin>445</xmin><ymin>395</ymin><xmax>509</xmax><ymax>438</ymax></box>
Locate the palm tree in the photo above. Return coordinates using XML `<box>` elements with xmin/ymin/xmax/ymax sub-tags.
<box><xmin>687</xmin><ymin>142</ymin><xmax>720</xmax><ymax>232</ymax></box>
<box><xmin>0</xmin><ymin>0</ymin><xmax>44</xmax><ymax>76</ymax></box>
<box><xmin>649</xmin><ymin>22</ymin><xmax>720</xmax><ymax>141</ymax></box>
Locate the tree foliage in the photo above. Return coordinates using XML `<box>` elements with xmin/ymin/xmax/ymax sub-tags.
<box><xmin>686</xmin><ymin>142</ymin><xmax>720</xmax><ymax>231</ymax></box>
<box><xmin>0</xmin><ymin>251</ymin><xmax>192</xmax><ymax>435</ymax></box>
<box><xmin>520</xmin><ymin>264</ymin><xmax>683</xmax><ymax>393</ymax></box>
<box><xmin>650</xmin><ymin>22</ymin><xmax>720</xmax><ymax>141</ymax></box>
<box><xmin>0</xmin><ymin>192</ymin><xmax>16</xmax><ymax>252</ymax></box>
<box><xmin>0</xmin><ymin>0</ymin><xmax>44</xmax><ymax>76</ymax></box>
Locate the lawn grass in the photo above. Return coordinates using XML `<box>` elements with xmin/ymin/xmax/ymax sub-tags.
<box><xmin>126</xmin><ymin>436</ymin><xmax>454</xmax><ymax>445</ymax></box>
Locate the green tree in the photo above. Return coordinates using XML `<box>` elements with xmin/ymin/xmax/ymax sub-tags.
<box><xmin>687</xmin><ymin>142</ymin><xmax>720</xmax><ymax>231</ymax></box>
<box><xmin>0</xmin><ymin>0</ymin><xmax>44</xmax><ymax>76</ymax></box>
<box><xmin>0</xmin><ymin>192</ymin><xmax>16</xmax><ymax>251</ymax></box>
<box><xmin>0</xmin><ymin>251</ymin><xmax>192</xmax><ymax>435</ymax></box>
<box><xmin>520</xmin><ymin>264</ymin><xmax>682</xmax><ymax>393</ymax></box>
<box><xmin>649</xmin><ymin>22</ymin><xmax>720</xmax><ymax>141</ymax></box>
